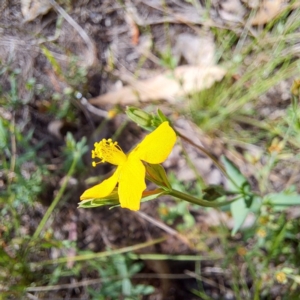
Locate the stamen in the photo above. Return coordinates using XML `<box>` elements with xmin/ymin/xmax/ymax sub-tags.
<box><xmin>91</xmin><ymin>138</ymin><xmax>127</xmax><ymax>166</ymax></box>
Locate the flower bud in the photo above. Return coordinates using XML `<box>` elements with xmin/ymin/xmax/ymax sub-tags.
<box><xmin>126</xmin><ymin>107</ymin><xmax>174</xmax><ymax>132</ymax></box>
<box><xmin>126</xmin><ymin>107</ymin><xmax>154</xmax><ymax>129</ymax></box>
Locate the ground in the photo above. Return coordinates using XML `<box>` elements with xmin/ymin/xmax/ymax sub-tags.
<box><xmin>1</xmin><ymin>0</ymin><xmax>300</xmax><ymax>299</ymax></box>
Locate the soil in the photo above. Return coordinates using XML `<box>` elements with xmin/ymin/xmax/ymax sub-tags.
<box><xmin>1</xmin><ymin>1</ymin><xmax>299</xmax><ymax>299</ymax></box>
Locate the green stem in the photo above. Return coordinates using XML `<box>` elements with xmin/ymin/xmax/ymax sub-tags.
<box><xmin>233</xmin><ymin>115</ymin><xmax>300</xmax><ymax>148</ymax></box>
<box><xmin>179</xmin><ymin>139</ymin><xmax>206</xmax><ymax>188</ymax></box>
<box><xmin>175</xmin><ymin>129</ymin><xmax>240</xmax><ymax>191</ymax></box>
<box><xmin>31</xmin><ymin>237</ymin><xmax>165</xmax><ymax>267</ymax></box>
<box><xmin>175</xmin><ymin>129</ymin><xmax>227</xmax><ymax>175</ymax></box>
<box><xmin>112</xmin><ymin>119</ymin><xmax>128</xmax><ymax>140</ymax></box>
<box><xmin>254</xmin><ymin>279</ymin><xmax>262</xmax><ymax>300</ymax></box>
<box><xmin>168</xmin><ymin>188</ymin><xmax>241</xmax><ymax>208</ymax></box>
<box><xmin>33</xmin><ymin>154</ymin><xmax>79</xmax><ymax>239</ymax></box>
<box><xmin>9</xmin><ymin>194</ymin><xmax>19</xmax><ymax>232</ymax></box>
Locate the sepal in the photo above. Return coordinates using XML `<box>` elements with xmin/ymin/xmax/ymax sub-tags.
<box><xmin>78</xmin><ymin>188</ymin><xmax>166</xmax><ymax>209</ymax></box>
<box><xmin>145</xmin><ymin>163</ymin><xmax>172</xmax><ymax>189</ymax></box>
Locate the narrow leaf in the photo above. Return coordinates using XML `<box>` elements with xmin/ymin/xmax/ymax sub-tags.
<box><xmin>40</xmin><ymin>45</ymin><xmax>63</xmax><ymax>76</ymax></box>
<box><xmin>265</xmin><ymin>193</ymin><xmax>300</xmax><ymax>211</ymax></box>
<box><xmin>231</xmin><ymin>198</ymin><xmax>249</xmax><ymax>236</ymax></box>
<box><xmin>221</xmin><ymin>155</ymin><xmax>248</xmax><ymax>191</ymax></box>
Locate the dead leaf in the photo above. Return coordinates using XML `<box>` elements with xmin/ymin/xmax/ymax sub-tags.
<box><xmin>219</xmin><ymin>0</ymin><xmax>246</xmax><ymax>22</ymax></box>
<box><xmin>251</xmin><ymin>0</ymin><xmax>286</xmax><ymax>25</ymax></box>
<box><xmin>21</xmin><ymin>0</ymin><xmax>52</xmax><ymax>22</ymax></box>
<box><xmin>174</xmin><ymin>33</ymin><xmax>216</xmax><ymax>66</ymax></box>
<box><xmin>243</xmin><ymin>0</ymin><xmax>260</xmax><ymax>9</ymax></box>
<box><xmin>89</xmin><ymin>65</ymin><xmax>226</xmax><ymax>105</ymax></box>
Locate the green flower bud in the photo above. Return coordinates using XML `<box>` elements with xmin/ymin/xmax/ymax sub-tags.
<box><xmin>126</xmin><ymin>106</ymin><xmax>173</xmax><ymax>132</ymax></box>
<box><xmin>126</xmin><ymin>107</ymin><xmax>153</xmax><ymax>128</ymax></box>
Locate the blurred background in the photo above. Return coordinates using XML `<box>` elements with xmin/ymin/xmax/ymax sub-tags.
<box><xmin>1</xmin><ymin>0</ymin><xmax>300</xmax><ymax>299</ymax></box>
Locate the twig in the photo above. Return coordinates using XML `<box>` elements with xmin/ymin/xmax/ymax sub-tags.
<box><xmin>140</xmin><ymin>0</ymin><xmax>243</xmax><ymax>32</ymax></box>
<box><xmin>32</xmin><ymin>154</ymin><xmax>79</xmax><ymax>239</ymax></box>
<box><xmin>185</xmin><ymin>270</ymin><xmax>231</xmax><ymax>294</ymax></box>
<box><xmin>25</xmin><ymin>293</ymin><xmax>39</xmax><ymax>300</ymax></box>
<box><xmin>49</xmin><ymin>0</ymin><xmax>97</xmax><ymax>66</ymax></box>
<box><xmin>25</xmin><ymin>273</ymin><xmax>190</xmax><ymax>292</ymax></box>
<box><xmin>135</xmin><ymin>211</ymin><xmax>193</xmax><ymax>248</ymax></box>
<box><xmin>175</xmin><ymin>128</ymin><xmax>227</xmax><ymax>176</ymax></box>
<box><xmin>80</xmin><ymin>97</ymin><xmax>108</xmax><ymax>118</ymax></box>
<box><xmin>30</xmin><ymin>238</ymin><xmax>165</xmax><ymax>267</ymax></box>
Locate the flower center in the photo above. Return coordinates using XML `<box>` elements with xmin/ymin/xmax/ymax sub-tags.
<box><xmin>92</xmin><ymin>138</ymin><xmax>127</xmax><ymax>166</ymax></box>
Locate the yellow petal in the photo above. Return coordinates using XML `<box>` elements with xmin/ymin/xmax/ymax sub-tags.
<box><xmin>132</xmin><ymin>121</ymin><xmax>176</xmax><ymax>164</ymax></box>
<box><xmin>80</xmin><ymin>167</ymin><xmax>120</xmax><ymax>200</ymax></box>
<box><xmin>118</xmin><ymin>157</ymin><xmax>146</xmax><ymax>210</ymax></box>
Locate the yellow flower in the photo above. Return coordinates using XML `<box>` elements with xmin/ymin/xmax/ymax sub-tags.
<box><xmin>256</xmin><ymin>228</ymin><xmax>267</xmax><ymax>238</ymax></box>
<box><xmin>80</xmin><ymin>121</ymin><xmax>176</xmax><ymax>211</ymax></box>
<box><xmin>237</xmin><ymin>247</ymin><xmax>247</xmax><ymax>257</ymax></box>
<box><xmin>275</xmin><ymin>271</ymin><xmax>287</xmax><ymax>284</ymax></box>
<box><xmin>268</xmin><ymin>138</ymin><xmax>284</xmax><ymax>154</ymax></box>
<box><xmin>107</xmin><ymin>109</ymin><xmax>118</xmax><ymax>119</ymax></box>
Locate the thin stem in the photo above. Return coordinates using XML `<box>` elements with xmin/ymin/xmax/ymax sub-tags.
<box><xmin>233</xmin><ymin>115</ymin><xmax>300</xmax><ymax>148</ymax></box>
<box><xmin>168</xmin><ymin>188</ymin><xmax>242</xmax><ymax>208</ymax></box>
<box><xmin>112</xmin><ymin>119</ymin><xmax>128</xmax><ymax>140</ymax></box>
<box><xmin>179</xmin><ymin>139</ymin><xmax>206</xmax><ymax>188</ymax></box>
<box><xmin>49</xmin><ymin>0</ymin><xmax>96</xmax><ymax>66</ymax></box>
<box><xmin>31</xmin><ymin>238</ymin><xmax>165</xmax><ymax>267</ymax></box>
<box><xmin>175</xmin><ymin>129</ymin><xmax>227</xmax><ymax>175</ymax></box>
<box><xmin>33</xmin><ymin>154</ymin><xmax>79</xmax><ymax>239</ymax></box>
<box><xmin>254</xmin><ymin>279</ymin><xmax>262</xmax><ymax>300</ymax></box>
<box><xmin>9</xmin><ymin>194</ymin><xmax>19</xmax><ymax>232</ymax></box>
<box><xmin>135</xmin><ymin>210</ymin><xmax>192</xmax><ymax>247</ymax></box>
<box><xmin>9</xmin><ymin>113</ymin><xmax>16</xmax><ymax>185</ymax></box>
<box><xmin>175</xmin><ymin>129</ymin><xmax>240</xmax><ymax>190</ymax></box>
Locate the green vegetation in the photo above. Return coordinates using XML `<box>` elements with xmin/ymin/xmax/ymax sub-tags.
<box><xmin>1</xmin><ymin>1</ymin><xmax>300</xmax><ymax>299</ymax></box>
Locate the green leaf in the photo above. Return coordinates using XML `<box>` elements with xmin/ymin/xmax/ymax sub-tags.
<box><xmin>0</xmin><ymin>118</ymin><xmax>8</xmax><ymax>149</ymax></box>
<box><xmin>132</xmin><ymin>284</ymin><xmax>155</xmax><ymax>295</ymax></box>
<box><xmin>264</xmin><ymin>193</ymin><xmax>300</xmax><ymax>211</ymax></box>
<box><xmin>40</xmin><ymin>45</ymin><xmax>63</xmax><ymax>76</ymax></box>
<box><xmin>249</xmin><ymin>196</ymin><xmax>262</xmax><ymax>213</ymax></box>
<box><xmin>157</xmin><ymin>109</ymin><xmax>168</xmax><ymax>122</ymax></box>
<box><xmin>221</xmin><ymin>156</ymin><xmax>256</xmax><ymax>235</ymax></box>
<box><xmin>230</xmin><ymin>198</ymin><xmax>249</xmax><ymax>236</ymax></box>
<box><xmin>202</xmin><ymin>185</ymin><xmax>230</xmax><ymax>201</ymax></box>
<box><xmin>112</xmin><ymin>255</ymin><xmax>131</xmax><ymax>296</ymax></box>
<box><xmin>221</xmin><ymin>155</ymin><xmax>248</xmax><ymax>192</ymax></box>
<box><xmin>230</xmin><ymin>196</ymin><xmax>261</xmax><ymax>236</ymax></box>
